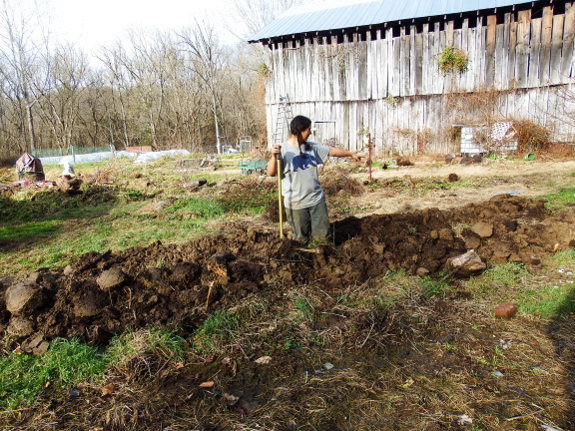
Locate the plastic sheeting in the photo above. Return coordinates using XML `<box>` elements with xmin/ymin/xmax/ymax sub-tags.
<box><xmin>133</xmin><ymin>149</ymin><xmax>190</xmax><ymax>163</ymax></box>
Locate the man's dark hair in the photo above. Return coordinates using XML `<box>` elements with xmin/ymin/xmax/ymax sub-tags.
<box><xmin>290</xmin><ymin>115</ymin><xmax>312</xmax><ymax>156</ymax></box>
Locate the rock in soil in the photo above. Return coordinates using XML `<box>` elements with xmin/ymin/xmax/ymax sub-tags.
<box><xmin>5</xmin><ymin>282</ymin><xmax>45</xmax><ymax>316</ymax></box>
<box><xmin>445</xmin><ymin>250</ymin><xmax>486</xmax><ymax>278</ymax></box>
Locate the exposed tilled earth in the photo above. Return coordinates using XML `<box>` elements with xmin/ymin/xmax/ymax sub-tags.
<box><xmin>1</xmin><ymin>194</ymin><xmax>572</xmax><ymax>349</ymax></box>
<box><xmin>1</xmin><ymin>158</ymin><xmax>575</xmax><ymax>430</ymax></box>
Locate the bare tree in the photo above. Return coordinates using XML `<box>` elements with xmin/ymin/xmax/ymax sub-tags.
<box><xmin>96</xmin><ymin>43</ymin><xmax>136</xmax><ymax>149</ymax></box>
<box><xmin>223</xmin><ymin>0</ymin><xmax>309</xmax><ymax>39</ymax></box>
<box><xmin>31</xmin><ymin>43</ymin><xmax>93</xmax><ymax>149</ymax></box>
<box><xmin>0</xmin><ymin>0</ymin><xmax>50</xmax><ymax>153</ymax></box>
<box><xmin>177</xmin><ymin>18</ymin><xmax>229</xmax><ymax>154</ymax></box>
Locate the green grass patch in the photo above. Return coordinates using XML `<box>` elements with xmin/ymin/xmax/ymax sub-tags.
<box><xmin>167</xmin><ymin>197</ymin><xmax>225</xmax><ymax>219</ymax></box>
<box><xmin>538</xmin><ymin>187</ymin><xmax>575</xmax><ymax>211</ymax></box>
<box><xmin>0</xmin><ymin>197</ymin><xmax>223</xmax><ymax>273</ymax></box>
<box><xmin>190</xmin><ymin>311</ymin><xmax>240</xmax><ymax>355</ymax></box>
<box><xmin>419</xmin><ymin>276</ymin><xmax>453</xmax><ymax>297</ymax></box>
<box><xmin>0</xmin><ymin>338</ymin><xmax>106</xmax><ymax>411</ymax></box>
<box><xmin>106</xmin><ymin>327</ymin><xmax>186</xmax><ymax>366</ymax></box>
<box><xmin>517</xmin><ymin>283</ymin><xmax>575</xmax><ymax>318</ymax></box>
<box><xmin>0</xmin><ymin>220</ymin><xmax>62</xmax><ymax>242</ymax></box>
<box><xmin>550</xmin><ymin>249</ymin><xmax>575</xmax><ymax>267</ymax></box>
<box><xmin>466</xmin><ymin>262</ymin><xmax>529</xmax><ymax>297</ymax></box>
<box><xmin>216</xmin><ymin>180</ymin><xmax>276</xmax><ymax>216</ymax></box>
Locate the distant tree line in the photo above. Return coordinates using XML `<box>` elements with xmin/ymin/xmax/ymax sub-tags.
<box><xmin>0</xmin><ymin>0</ymin><xmax>288</xmax><ymax>159</ymax></box>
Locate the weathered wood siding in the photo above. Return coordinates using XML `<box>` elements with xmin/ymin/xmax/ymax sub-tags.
<box><xmin>264</xmin><ymin>3</ymin><xmax>575</xmax><ymax>155</ymax></box>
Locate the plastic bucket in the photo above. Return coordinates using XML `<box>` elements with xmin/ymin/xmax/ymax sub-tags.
<box><xmin>523</xmin><ymin>153</ymin><xmax>534</xmax><ymax>161</ymax></box>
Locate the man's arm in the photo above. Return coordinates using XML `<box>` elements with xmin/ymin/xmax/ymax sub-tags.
<box><xmin>328</xmin><ymin>147</ymin><xmax>363</xmax><ymax>162</ymax></box>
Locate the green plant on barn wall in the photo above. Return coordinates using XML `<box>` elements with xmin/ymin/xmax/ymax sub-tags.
<box><xmin>436</xmin><ymin>46</ymin><xmax>469</xmax><ymax>75</ymax></box>
<box><xmin>257</xmin><ymin>63</ymin><xmax>271</xmax><ymax>77</ymax></box>
<box><xmin>384</xmin><ymin>93</ymin><xmax>403</xmax><ymax>107</ymax></box>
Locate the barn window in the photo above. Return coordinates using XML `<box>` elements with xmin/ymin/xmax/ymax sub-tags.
<box><xmin>531</xmin><ymin>6</ymin><xmax>543</xmax><ymax>19</ymax></box>
<box><xmin>554</xmin><ymin>2</ymin><xmax>565</xmax><ymax>15</ymax></box>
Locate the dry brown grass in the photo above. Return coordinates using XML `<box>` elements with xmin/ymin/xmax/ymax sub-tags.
<box><xmin>510</xmin><ymin>118</ymin><xmax>554</xmax><ymax>154</ymax></box>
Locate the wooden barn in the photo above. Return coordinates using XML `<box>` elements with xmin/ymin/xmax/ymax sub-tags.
<box><xmin>249</xmin><ymin>0</ymin><xmax>575</xmax><ymax>156</ymax></box>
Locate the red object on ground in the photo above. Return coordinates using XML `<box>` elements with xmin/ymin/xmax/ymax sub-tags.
<box><xmin>493</xmin><ymin>301</ymin><xmax>518</xmax><ymax>320</ymax></box>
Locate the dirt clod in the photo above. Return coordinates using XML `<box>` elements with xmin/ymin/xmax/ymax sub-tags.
<box><xmin>97</xmin><ymin>267</ymin><xmax>127</xmax><ymax>292</ymax></box>
<box><xmin>5</xmin><ymin>282</ymin><xmax>45</xmax><ymax>316</ymax></box>
<box><xmin>471</xmin><ymin>221</ymin><xmax>493</xmax><ymax>238</ymax></box>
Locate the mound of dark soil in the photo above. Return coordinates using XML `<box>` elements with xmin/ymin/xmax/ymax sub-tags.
<box><xmin>1</xmin><ymin>195</ymin><xmax>573</xmax><ymax>351</ymax></box>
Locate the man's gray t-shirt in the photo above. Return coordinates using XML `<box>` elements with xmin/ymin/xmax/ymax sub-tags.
<box><xmin>279</xmin><ymin>142</ymin><xmax>330</xmax><ymax>210</ymax></box>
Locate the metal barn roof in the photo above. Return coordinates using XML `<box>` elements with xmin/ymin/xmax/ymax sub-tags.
<box><xmin>248</xmin><ymin>0</ymin><xmax>535</xmax><ymax>42</ymax></box>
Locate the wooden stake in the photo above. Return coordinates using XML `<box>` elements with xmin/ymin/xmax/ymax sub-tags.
<box><xmin>368</xmin><ymin>133</ymin><xmax>373</xmax><ymax>183</ymax></box>
<box><xmin>206</xmin><ymin>282</ymin><xmax>214</xmax><ymax>308</ymax></box>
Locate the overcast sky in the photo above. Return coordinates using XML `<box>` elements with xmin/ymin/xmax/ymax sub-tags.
<box><xmin>49</xmin><ymin>0</ymin><xmax>238</xmax><ymax>53</ymax></box>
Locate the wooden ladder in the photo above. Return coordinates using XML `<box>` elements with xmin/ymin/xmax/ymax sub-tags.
<box><xmin>273</xmin><ymin>95</ymin><xmax>293</xmax><ymax>145</ymax></box>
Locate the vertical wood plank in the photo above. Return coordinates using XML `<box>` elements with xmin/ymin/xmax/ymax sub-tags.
<box><xmin>357</xmin><ymin>39</ymin><xmax>368</xmax><ymax>100</ymax></box>
<box><xmin>474</xmin><ymin>17</ymin><xmax>486</xmax><ymax>90</ymax></box>
<box><xmin>330</xmin><ymin>35</ymin><xmax>340</xmax><ymax>101</ymax></box>
<box><xmin>391</xmin><ymin>30</ymin><xmax>401</xmax><ymax>96</ymax></box>
<box><xmin>550</xmin><ymin>13</ymin><xmax>564</xmax><ymax>83</ymax></box>
<box><xmin>372</xmin><ymin>30</ymin><xmax>380</xmax><ymax>99</ymax></box>
<box><xmin>539</xmin><ymin>6</ymin><xmax>553</xmax><ymax>85</ymax></box>
<box><xmin>459</xmin><ymin>19</ymin><xmax>469</xmax><ymax>92</ymax></box>
<box><xmin>303</xmin><ymin>39</ymin><xmax>311</xmax><ymax>101</ymax></box>
<box><xmin>508</xmin><ymin>19</ymin><xmax>518</xmax><ymax>86</ymax></box>
<box><xmin>380</xmin><ymin>30</ymin><xmax>389</xmax><ymax>98</ymax></box>
<box><xmin>385</xmin><ymin>28</ymin><xmax>393</xmax><ymax>97</ymax></box>
<box><xmin>400</xmin><ymin>27</ymin><xmax>409</xmax><ymax>96</ymax></box>
<box><xmin>486</xmin><ymin>15</ymin><xmax>497</xmax><ymax>87</ymax></box>
<box><xmin>528</xmin><ymin>17</ymin><xmax>542</xmax><ymax>88</ymax></box>
<box><xmin>441</xmin><ymin>22</ymin><xmax>452</xmax><ymax>94</ymax></box>
<box><xmin>415</xmin><ymin>28</ymin><xmax>423</xmax><ymax>95</ymax></box>
<box><xmin>494</xmin><ymin>19</ymin><xmax>505</xmax><ymax>89</ymax></box>
<box><xmin>452</xmin><ymin>27</ymin><xmax>463</xmax><ymax>92</ymax></box>
<box><xmin>499</xmin><ymin>13</ymin><xmax>512</xmax><ymax>89</ymax></box>
<box><xmin>465</xmin><ymin>25</ymin><xmax>476</xmax><ymax>91</ymax></box>
<box><xmin>366</xmin><ymin>31</ymin><xmax>374</xmax><ymax>100</ymax></box>
<box><xmin>446</xmin><ymin>19</ymin><xmax>454</xmax><ymax>46</ymax></box>
<box><xmin>433</xmin><ymin>23</ymin><xmax>449</xmax><ymax>94</ymax></box>
<box><xmin>421</xmin><ymin>23</ymin><xmax>430</xmax><ymax>94</ymax></box>
<box><xmin>343</xmin><ymin>34</ymin><xmax>351</xmax><ymax>101</ymax></box>
<box><xmin>408</xmin><ymin>25</ymin><xmax>416</xmax><ymax>96</ymax></box>
<box><xmin>562</xmin><ymin>2</ymin><xmax>575</xmax><ymax>79</ymax></box>
<box><xmin>515</xmin><ymin>9</ymin><xmax>531</xmax><ymax>88</ymax></box>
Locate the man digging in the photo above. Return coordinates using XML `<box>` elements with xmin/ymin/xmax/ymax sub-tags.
<box><xmin>267</xmin><ymin>115</ymin><xmax>363</xmax><ymax>245</ymax></box>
